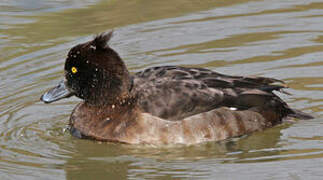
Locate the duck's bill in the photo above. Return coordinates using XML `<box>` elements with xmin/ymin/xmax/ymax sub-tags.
<box><xmin>40</xmin><ymin>80</ymin><xmax>74</xmax><ymax>103</ymax></box>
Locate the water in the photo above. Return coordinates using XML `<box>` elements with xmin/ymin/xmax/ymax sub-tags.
<box><xmin>0</xmin><ymin>0</ymin><xmax>322</xmax><ymax>179</ymax></box>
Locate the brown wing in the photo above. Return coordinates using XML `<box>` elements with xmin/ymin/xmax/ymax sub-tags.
<box><xmin>131</xmin><ymin>66</ymin><xmax>310</xmax><ymax>121</ymax></box>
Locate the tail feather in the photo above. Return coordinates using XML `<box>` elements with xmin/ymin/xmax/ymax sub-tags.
<box><xmin>287</xmin><ymin>109</ymin><xmax>314</xmax><ymax>120</ymax></box>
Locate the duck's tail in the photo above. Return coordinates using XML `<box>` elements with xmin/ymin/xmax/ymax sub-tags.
<box><xmin>287</xmin><ymin>108</ymin><xmax>314</xmax><ymax>120</ymax></box>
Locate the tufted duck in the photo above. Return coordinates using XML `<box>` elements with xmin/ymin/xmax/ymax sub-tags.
<box><xmin>41</xmin><ymin>31</ymin><xmax>313</xmax><ymax>145</ymax></box>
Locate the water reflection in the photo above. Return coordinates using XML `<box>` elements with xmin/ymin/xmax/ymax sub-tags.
<box><xmin>61</xmin><ymin>124</ymin><xmax>286</xmax><ymax>179</ymax></box>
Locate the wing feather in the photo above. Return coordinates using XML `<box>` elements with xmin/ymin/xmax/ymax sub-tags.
<box><xmin>131</xmin><ymin>66</ymin><xmax>289</xmax><ymax>121</ymax></box>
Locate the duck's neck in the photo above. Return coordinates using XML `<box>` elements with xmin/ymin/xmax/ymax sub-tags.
<box><xmin>85</xmin><ymin>92</ymin><xmax>134</xmax><ymax>107</ymax></box>
<box><xmin>74</xmin><ymin>95</ymin><xmax>137</xmax><ymax>126</ymax></box>
<box><xmin>84</xmin><ymin>70</ymin><xmax>133</xmax><ymax>106</ymax></box>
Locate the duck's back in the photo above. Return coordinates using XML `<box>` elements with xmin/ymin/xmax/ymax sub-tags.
<box><xmin>131</xmin><ymin>66</ymin><xmax>311</xmax><ymax>122</ymax></box>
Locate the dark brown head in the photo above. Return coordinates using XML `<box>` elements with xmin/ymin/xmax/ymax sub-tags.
<box><xmin>41</xmin><ymin>31</ymin><xmax>131</xmax><ymax>106</ymax></box>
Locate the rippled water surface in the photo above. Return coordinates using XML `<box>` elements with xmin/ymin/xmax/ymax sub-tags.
<box><xmin>1</xmin><ymin>0</ymin><xmax>323</xmax><ymax>179</ymax></box>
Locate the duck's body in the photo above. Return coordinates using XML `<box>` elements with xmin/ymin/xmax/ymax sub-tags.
<box><xmin>41</xmin><ymin>32</ymin><xmax>312</xmax><ymax>145</ymax></box>
<box><xmin>71</xmin><ymin>102</ymin><xmax>278</xmax><ymax>145</ymax></box>
<box><xmin>70</xmin><ymin>66</ymin><xmax>303</xmax><ymax>145</ymax></box>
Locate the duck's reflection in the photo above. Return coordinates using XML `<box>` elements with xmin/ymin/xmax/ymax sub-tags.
<box><xmin>63</xmin><ymin>124</ymin><xmax>287</xmax><ymax>179</ymax></box>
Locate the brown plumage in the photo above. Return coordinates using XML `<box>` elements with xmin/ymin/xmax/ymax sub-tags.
<box><xmin>41</xmin><ymin>31</ymin><xmax>313</xmax><ymax>145</ymax></box>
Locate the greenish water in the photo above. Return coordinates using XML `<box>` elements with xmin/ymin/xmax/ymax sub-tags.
<box><xmin>0</xmin><ymin>0</ymin><xmax>323</xmax><ymax>179</ymax></box>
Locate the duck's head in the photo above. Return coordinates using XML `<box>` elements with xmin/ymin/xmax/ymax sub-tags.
<box><xmin>41</xmin><ymin>31</ymin><xmax>131</xmax><ymax>106</ymax></box>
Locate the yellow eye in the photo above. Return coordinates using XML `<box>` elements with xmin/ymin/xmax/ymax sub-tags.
<box><xmin>71</xmin><ymin>67</ymin><xmax>78</xmax><ymax>74</ymax></box>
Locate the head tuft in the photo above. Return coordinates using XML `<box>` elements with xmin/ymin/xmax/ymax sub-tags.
<box><xmin>92</xmin><ymin>31</ymin><xmax>113</xmax><ymax>50</ymax></box>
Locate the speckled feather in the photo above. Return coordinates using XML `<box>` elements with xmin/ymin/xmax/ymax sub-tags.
<box><xmin>132</xmin><ymin>66</ymin><xmax>290</xmax><ymax>121</ymax></box>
